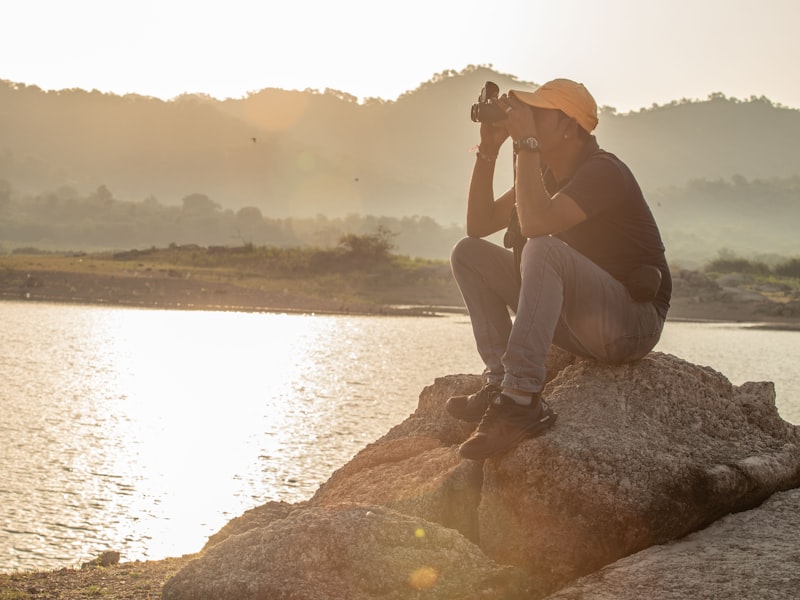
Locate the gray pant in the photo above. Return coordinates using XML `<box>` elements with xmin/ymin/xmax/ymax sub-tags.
<box><xmin>450</xmin><ymin>236</ymin><xmax>665</xmax><ymax>393</ymax></box>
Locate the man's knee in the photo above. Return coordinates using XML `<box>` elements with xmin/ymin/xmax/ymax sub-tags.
<box><xmin>450</xmin><ymin>236</ymin><xmax>485</xmax><ymax>270</ymax></box>
<box><xmin>520</xmin><ymin>236</ymin><xmax>571</xmax><ymax>270</ymax></box>
<box><xmin>522</xmin><ymin>235</ymin><xmax>566</xmax><ymax>257</ymax></box>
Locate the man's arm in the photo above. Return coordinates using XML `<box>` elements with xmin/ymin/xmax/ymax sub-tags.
<box><xmin>466</xmin><ymin>155</ymin><xmax>515</xmax><ymax>238</ymax></box>
<box><xmin>514</xmin><ymin>152</ymin><xmax>587</xmax><ymax>238</ymax></box>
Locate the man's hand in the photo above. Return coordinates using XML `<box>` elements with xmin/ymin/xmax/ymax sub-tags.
<box><xmin>478</xmin><ymin>110</ymin><xmax>510</xmax><ymax>156</ymax></box>
<box><xmin>494</xmin><ymin>94</ymin><xmax>538</xmax><ymax>141</ymax></box>
<box><xmin>481</xmin><ymin>94</ymin><xmax>509</xmax><ymax>155</ymax></box>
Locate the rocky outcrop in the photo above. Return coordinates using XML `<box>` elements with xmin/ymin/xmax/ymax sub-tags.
<box><xmin>162</xmin><ymin>504</ymin><xmax>533</xmax><ymax>600</ymax></box>
<box><xmin>474</xmin><ymin>354</ymin><xmax>799</xmax><ymax>595</ymax></box>
<box><xmin>163</xmin><ymin>351</ymin><xmax>800</xmax><ymax>599</ymax></box>
<box><xmin>545</xmin><ymin>487</ymin><xmax>800</xmax><ymax>599</ymax></box>
<box><xmin>203</xmin><ymin>501</ymin><xmax>305</xmax><ymax>550</ymax></box>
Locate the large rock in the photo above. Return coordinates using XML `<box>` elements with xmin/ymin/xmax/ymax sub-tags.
<box><xmin>164</xmin><ymin>351</ymin><xmax>800</xmax><ymax>599</ymax></box>
<box><xmin>543</xmin><ymin>487</ymin><xmax>800</xmax><ymax>599</ymax></box>
<box><xmin>162</xmin><ymin>504</ymin><xmax>532</xmax><ymax>600</ymax></box>
<box><xmin>203</xmin><ymin>500</ymin><xmax>305</xmax><ymax>550</ymax></box>
<box><xmin>477</xmin><ymin>352</ymin><xmax>799</xmax><ymax>595</ymax></box>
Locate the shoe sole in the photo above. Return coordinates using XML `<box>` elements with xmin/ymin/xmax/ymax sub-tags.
<box><xmin>458</xmin><ymin>411</ymin><xmax>558</xmax><ymax>460</ymax></box>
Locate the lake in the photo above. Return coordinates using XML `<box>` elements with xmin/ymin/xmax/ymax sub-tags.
<box><xmin>0</xmin><ymin>300</ymin><xmax>797</xmax><ymax>573</ymax></box>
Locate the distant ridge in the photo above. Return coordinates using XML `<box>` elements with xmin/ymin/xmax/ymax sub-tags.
<box><xmin>1</xmin><ymin>66</ymin><xmax>799</xmax><ymax>263</ymax></box>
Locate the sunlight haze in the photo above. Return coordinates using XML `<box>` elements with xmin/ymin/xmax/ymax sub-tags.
<box><xmin>3</xmin><ymin>0</ymin><xmax>799</xmax><ymax>112</ymax></box>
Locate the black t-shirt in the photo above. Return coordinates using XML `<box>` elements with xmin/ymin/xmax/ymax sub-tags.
<box><xmin>552</xmin><ymin>145</ymin><xmax>672</xmax><ymax>318</ymax></box>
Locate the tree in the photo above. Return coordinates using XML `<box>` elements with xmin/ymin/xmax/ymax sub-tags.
<box><xmin>181</xmin><ymin>193</ymin><xmax>219</xmax><ymax>216</ymax></box>
<box><xmin>236</xmin><ymin>206</ymin><xmax>263</xmax><ymax>222</ymax></box>
<box><xmin>338</xmin><ymin>225</ymin><xmax>396</xmax><ymax>260</ymax></box>
<box><xmin>93</xmin><ymin>184</ymin><xmax>113</xmax><ymax>206</ymax></box>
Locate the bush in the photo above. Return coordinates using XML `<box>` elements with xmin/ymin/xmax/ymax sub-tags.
<box><xmin>338</xmin><ymin>226</ymin><xmax>396</xmax><ymax>260</ymax></box>
<box><xmin>774</xmin><ymin>258</ymin><xmax>800</xmax><ymax>278</ymax></box>
<box><xmin>705</xmin><ymin>256</ymin><xmax>770</xmax><ymax>275</ymax></box>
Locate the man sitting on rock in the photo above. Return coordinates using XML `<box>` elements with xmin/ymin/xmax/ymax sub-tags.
<box><xmin>449</xmin><ymin>78</ymin><xmax>671</xmax><ymax>460</ymax></box>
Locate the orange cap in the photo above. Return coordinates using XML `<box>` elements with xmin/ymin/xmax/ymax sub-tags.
<box><xmin>510</xmin><ymin>78</ymin><xmax>598</xmax><ymax>133</ymax></box>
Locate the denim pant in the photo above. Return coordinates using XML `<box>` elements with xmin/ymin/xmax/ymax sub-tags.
<box><xmin>450</xmin><ymin>236</ymin><xmax>665</xmax><ymax>393</ymax></box>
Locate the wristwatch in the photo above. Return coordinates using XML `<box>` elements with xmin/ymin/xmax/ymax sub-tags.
<box><xmin>513</xmin><ymin>136</ymin><xmax>540</xmax><ymax>153</ymax></box>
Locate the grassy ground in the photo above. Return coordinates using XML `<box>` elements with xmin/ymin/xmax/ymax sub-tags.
<box><xmin>0</xmin><ymin>245</ymin><xmax>464</xmax><ymax>315</ymax></box>
<box><xmin>3</xmin><ymin>245</ymin><xmax>799</xmax><ymax>323</ymax></box>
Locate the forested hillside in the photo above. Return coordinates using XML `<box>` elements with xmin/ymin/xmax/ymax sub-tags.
<box><xmin>1</xmin><ymin>65</ymin><xmax>799</xmax><ymax>265</ymax></box>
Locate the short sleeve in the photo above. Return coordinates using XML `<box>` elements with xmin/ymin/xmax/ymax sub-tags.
<box><xmin>559</xmin><ymin>156</ymin><xmax>627</xmax><ymax>218</ymax></box>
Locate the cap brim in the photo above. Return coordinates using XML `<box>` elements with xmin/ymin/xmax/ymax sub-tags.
<box><xmin>509</xmin><ymin>89</ymin><xmax>556</xmax><ymax>110</ymax></box>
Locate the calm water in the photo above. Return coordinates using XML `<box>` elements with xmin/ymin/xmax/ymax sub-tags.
<box><xmin>0</xmin><ymin>301</ymin><xmax>797</xmax><ymax>573</ymax></box>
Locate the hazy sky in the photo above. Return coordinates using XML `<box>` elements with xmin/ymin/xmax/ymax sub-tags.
<box><xmin>3</xmin><ymin>0</ymin><xmax>799</xmax><ymax>112</ymax></box>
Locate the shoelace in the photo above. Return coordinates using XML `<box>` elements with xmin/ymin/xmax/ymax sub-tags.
<box><xmin>476</xmin><ymin>398</ymin><xmax>506</xmax><ymax>431</ymax></box>
<box><xmin>473</xmin><ymin>383</ymin><xmax>500</xmax><ymax>402</ymax></box>
<box><xmin>478</xmin><ymin>397</ymin><xmax>549</xmax><ymax>432</ymax></box>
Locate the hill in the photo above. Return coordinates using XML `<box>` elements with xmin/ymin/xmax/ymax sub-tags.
<box><xmin>1</xmin><ymin>65</ymin><xmax>799</xmax><ymax>264</ymax></box>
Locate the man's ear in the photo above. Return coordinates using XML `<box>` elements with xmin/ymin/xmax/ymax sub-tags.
<box><xmin>567</xmin><ymin>117</ymin><xmax>580</xmax><ymax>136</ymax></box>
<box><xmin>562</xmin><ymin>116</ymin><xmax>585</xmax><ymax>140</ymax></box>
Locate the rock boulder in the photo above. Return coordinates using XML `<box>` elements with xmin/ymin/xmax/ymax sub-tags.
<box><xmin>164</xmin><ymin>351</ymin><xmax>800</xmax><ymax>599</ymax></box>
<box><xmin>476</xmin><ymin>352</ymin><xmax>800</xmax><ymax>595</ymax></box>
<box><xmin>544</xmin><ymin>487</ymin><xmax>800</xmax><ymax>599</ymax></box>
<box><xmin>162</xmin><ymin>504</ymin><xmax>532</xmax><ymax>600</ymax></box>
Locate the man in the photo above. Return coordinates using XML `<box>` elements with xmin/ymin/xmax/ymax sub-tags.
<box><xmin>448</xmin><ymin>78</ymin><xmax>671</xmax><ymax>460</ymax></box>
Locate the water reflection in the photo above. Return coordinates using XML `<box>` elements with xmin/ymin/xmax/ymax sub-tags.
<box><xmin>0</xmin><ymin>303</ymin><xmax>484</xmax><ymax>572</ymax></box>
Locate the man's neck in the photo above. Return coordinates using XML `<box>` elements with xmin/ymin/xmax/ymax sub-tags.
<box><xmin>548</xmin><ymin>136</ymin><xmax>599</xmax><ymax>184</ymax></box>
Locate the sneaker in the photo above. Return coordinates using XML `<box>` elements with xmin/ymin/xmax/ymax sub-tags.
<box><xmin>458</xmin><ymin>394</ymin><xmax>557</xmax><ymax>460</ymax></box>
<box><xmin>446</xmin><ymin>382</ymin><xmax>502</xmax><ymax>423</ymax></box>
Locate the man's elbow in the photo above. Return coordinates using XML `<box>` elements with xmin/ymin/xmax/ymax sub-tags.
<box><xmin>466</xmin><ymin>222</ymin><xmax>494</xmax><ymax>238</ymax></box>
<box><xmin>519</xmin><ymin>223</ymin><xmax>546</xmax><ymax>238</ymax></box>
<box><xmin>466</xmin><ymin>225</ymin><xmax>483</xmax><ymax>238</ymax></box>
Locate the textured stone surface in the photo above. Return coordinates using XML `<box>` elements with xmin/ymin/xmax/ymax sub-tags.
<box><xmin>162</xmin><ymin>504</ymin><xmax>532</xmax><ymax>600</ymax></box>
<box><xmin>203</xmin><ymin>500</ymin><xmax>305</xmax><ymax>550</ymax></box>
<box><xmin>544</xmin><ymin>487</ymin><xmax>800</xmax><ymax>600</ymax></box>
<box><xmin>476</xmin><ymin>353</ymin><xmax>800</xmax><ymax>595</ymax></box>
<box><xmin>311</xmin><ymin>440</ymin><xmax>484</xmax><ymax>542</ymax></box>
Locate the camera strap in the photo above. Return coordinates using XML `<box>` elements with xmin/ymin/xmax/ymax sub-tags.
<box><xmin>503</xmin><ymin>150</ymin><xmax>525</xmax><ymax>285</ymax></box>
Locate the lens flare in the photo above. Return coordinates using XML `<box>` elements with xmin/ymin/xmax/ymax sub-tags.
<box><xmin>408</xmin><ymin>566</ymin><xmax>438</xmax><ymax>590</ymax></box>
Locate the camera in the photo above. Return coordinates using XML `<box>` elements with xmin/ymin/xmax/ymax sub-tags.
<box><xmin>470</xmin><ymin>81</ymin><xmax>507</xmax><ymax>123</ymax></box>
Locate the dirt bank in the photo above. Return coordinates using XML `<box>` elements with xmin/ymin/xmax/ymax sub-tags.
<box><xmin>2</xmin><ymin>261</ymin><xmax>799</xmax><ymax>326</ymax></box>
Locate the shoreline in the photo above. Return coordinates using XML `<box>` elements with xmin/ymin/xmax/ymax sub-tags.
<box><xmin>0</xmin><ymin>260</ymin><xmax>462</xmax><ymax>318</ymax></box>
<box><xmin>0</xmin><ymin>293</ymin><xmax>447</xmax><ymax>318</ymax></box>
<box><xmin>664</xmin><ymin>314</ymin><xmax>800</xmax><ymax>331</ymax></box>
<box><xmin>3</xmin><ymin>286</ymin><xmax>800</xmax><ymax>330</ymax></box>
<box><xmin>3</xmin><ymin>255</ymin><xmax>798</xmax><ymax>326</ymax></box>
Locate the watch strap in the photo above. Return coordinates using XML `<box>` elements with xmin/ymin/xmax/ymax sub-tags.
<box><xmin>513</xmin><ymin>137</ymin><xmax>540</xmax><ymax>153</ymax></box>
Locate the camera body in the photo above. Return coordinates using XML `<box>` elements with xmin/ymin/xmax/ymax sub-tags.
<box><xmin>470</xmin><ymin>81</ymin><xmax>507</xmax><ymax>123</ymax></box>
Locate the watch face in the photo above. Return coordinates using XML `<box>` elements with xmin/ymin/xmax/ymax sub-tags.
<box><xmin>515</xmin><ymin>137</ymin><xmax>539</xmax><ymax>152</ymax></box>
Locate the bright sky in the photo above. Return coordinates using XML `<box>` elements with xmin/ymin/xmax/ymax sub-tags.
<box><xmin>3</xmin><ymin>0</ymin><xmax>799</xmax><ymax>113</ymax></box>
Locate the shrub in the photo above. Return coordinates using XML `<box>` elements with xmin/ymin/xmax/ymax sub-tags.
<box><xmin>338</xmin><ymin>226</ymin><xmax>396</xmax><ymax>261</ymax></box>
<box><xmin>774</xmin><ymin>258</ymin><xmax>800</xmax><ymax>278</ymax></box>
<box><xmin>705</xmin><ymin>256</ymin><xmax>770</xmax><ymax>275</ymax></box>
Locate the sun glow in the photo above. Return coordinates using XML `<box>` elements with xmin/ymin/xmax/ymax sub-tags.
<box><xmin>75</xmin><ymin>308</ymin><xmax>343</xmax><ymax>558</ymax></box>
